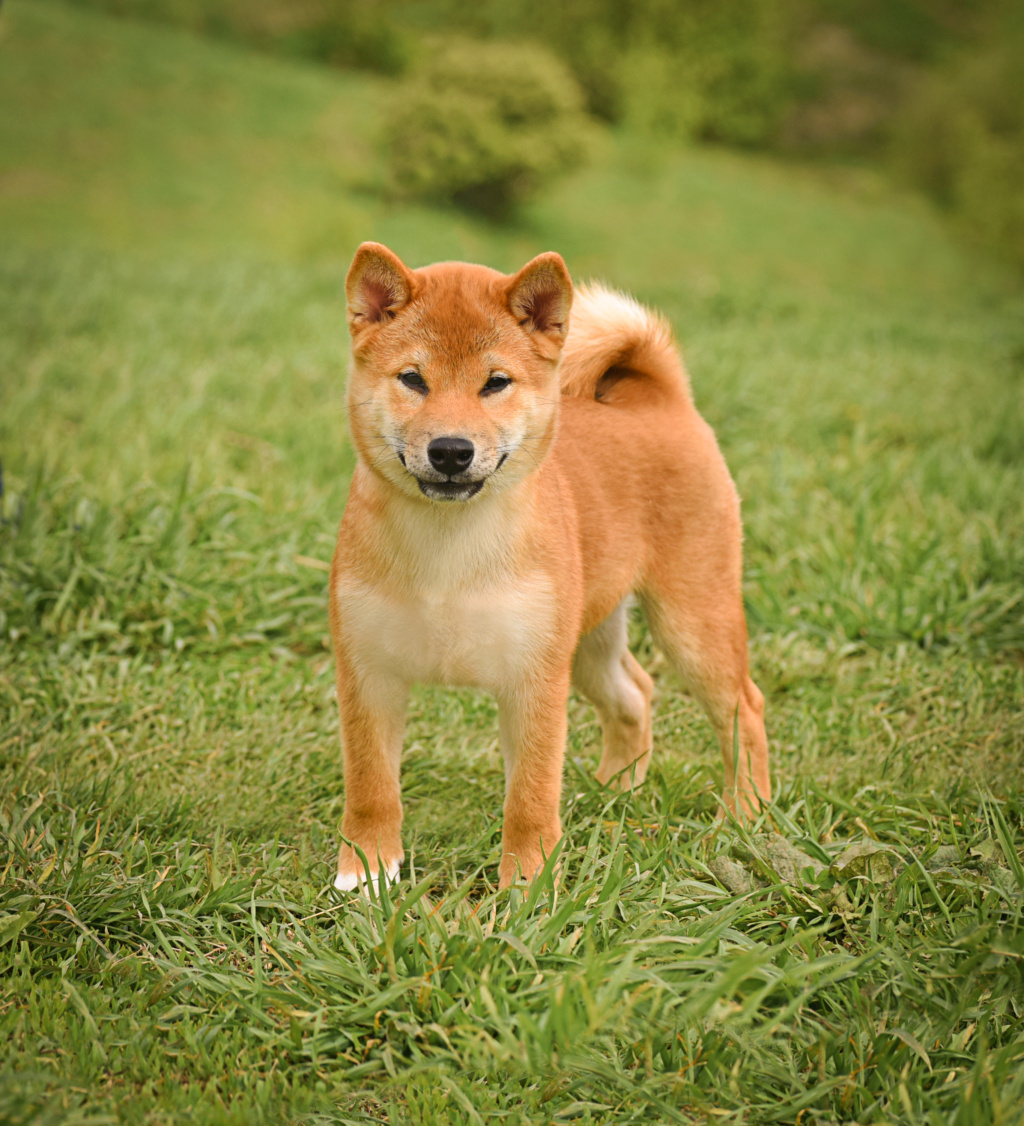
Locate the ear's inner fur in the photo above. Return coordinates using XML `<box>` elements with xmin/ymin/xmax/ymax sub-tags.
<box><xmin>506</xmin><ymin>253</ymin><xmax>573</xmax><ymax>352</ymax></box>
<box><xmin>356</xmin><ymin>274</ymin><xmax>406</xmax><ymax>323</ymax></box>
<box><xmin>511</xmin><ymin>274</ymin><xmax>567</xmax><ymax>335</ymax></box>
<box><xmin>346</xmin><ymin>243</ymin><xmax>414</xmax><ymax>327</ymax></box>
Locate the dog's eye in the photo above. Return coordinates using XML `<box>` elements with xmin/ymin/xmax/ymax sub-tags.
<box><xmin>398</xmin><ymin>370</ymin><xmax>428</xmax><ymax>394</ymax></box>
<box><xmin>481</xmin><ymin>373</ymin><xmax>512</xmax><ymax>397</ymax></box>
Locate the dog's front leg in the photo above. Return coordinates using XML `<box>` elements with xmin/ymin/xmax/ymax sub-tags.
<box><xmin>334</xmin><ymin>652</ymin><xmax>408</xmax><ymax>893</ymax></box>
<box><xmin>496</xmin><ymin>673</ymin><xmax>570</xmax><ymax>889</ymax></box>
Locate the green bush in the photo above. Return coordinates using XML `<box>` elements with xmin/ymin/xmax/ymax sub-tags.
<box><xmin>382</xmin><ymin>40</ymin><xmax>595</xmax><ymax>217</ymax></box>
<box><xmin>812</xmin><ymin>0</ymin><xmax>962</xmax><ymax>62</ymax></box>
<box><xmin>272</xmin><ymin>0</ymin><xmax>410</xmax><ymax>75</ymax></box>
<box><xmin>623</xmin><ymin>0</ymin><xmax>799</xmax><ymax>147</ymax></box>
<box><xmin>412</xmin><ymin>0</ymin><xmax>802</xmax><ymax>146</ymax></box>
<box><xmin>891</xmin><ymin>29</ymin><xmax>1024</xmax><ymax>269</ymax></box>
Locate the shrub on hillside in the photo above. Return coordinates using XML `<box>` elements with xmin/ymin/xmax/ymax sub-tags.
<box><xmin>630</xmin><ymin>0</ymin><xmax>797</xmax><ymax>147</ymax></box>
<box><xmin>409</xmin><ymin>0</ymin><xmax>802</xmax><ymax>147</ymax></box>
<box><xmin>891</xmin><ymin>32</ymin><xmax>1024</xmax><ymax>269</ymax></box>
<box><xmin>272</xmin><ymin>0</ymin><xmax>409</xmax><ymax>75</ymax></box>
<box><xmin>382</xmin><ymin>41</ymin><xmax>595</xmax><ymax>218</ymax></box>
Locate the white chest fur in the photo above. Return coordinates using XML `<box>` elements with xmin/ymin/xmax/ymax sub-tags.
<box><xmin>335</xmin><ymin>491</ymin><xmax>558</xmax><ymax>692</ymax></box>
<box><xmin>336</xmin><ymin>573</ymin><xmax>555</xmax><ymax>691</ymax></box>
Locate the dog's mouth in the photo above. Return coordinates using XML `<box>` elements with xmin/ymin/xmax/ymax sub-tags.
<box><xmin>416</xmin><ymin>478</ymin><xmax>485</xmax><ymax>501</ymax></box>
<box><xmin>399</xmin><ymin>452</ymin><xmax>508</xmax><ymax>502</ymax></box>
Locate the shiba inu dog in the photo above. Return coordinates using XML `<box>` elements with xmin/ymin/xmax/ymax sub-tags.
<box><xmin>330</xmin><ymin>242</ymin><xmax>770</xmax><ymax>892</ymax></box>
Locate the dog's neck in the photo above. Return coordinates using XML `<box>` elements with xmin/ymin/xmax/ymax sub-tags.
<box><xmin>354</xmin><ymin>466</ymin><xmax>540</xmax><ymax>596</ymax></box>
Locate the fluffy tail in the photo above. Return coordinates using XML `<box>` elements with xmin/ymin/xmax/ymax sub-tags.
<box><xmin>559</xmin><ymin>284</ymin><xmax>690</xmax><ymax>406</ymax></box>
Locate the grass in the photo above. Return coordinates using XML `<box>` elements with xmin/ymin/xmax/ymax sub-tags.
<box><xmin>2</xmin><ymin>2</ymin><xmax>1023</xmax><ymax>1123</ymax></box>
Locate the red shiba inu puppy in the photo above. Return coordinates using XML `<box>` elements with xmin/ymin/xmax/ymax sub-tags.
<box><xmin>330</xmin><ymin>243</ymin><xmax>770</xmax><ymax>892</ymax></box>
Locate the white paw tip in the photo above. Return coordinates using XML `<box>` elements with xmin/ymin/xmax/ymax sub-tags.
<box><xmin>333</xmin><ymin>859</ymin><xmax>401</xmax><ymax>895</ymax></box>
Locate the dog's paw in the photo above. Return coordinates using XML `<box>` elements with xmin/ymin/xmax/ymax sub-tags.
<box><xmin>333</xmin><ymin>857</ymin><xmax>401</xmax><ymax>896</ymax></box>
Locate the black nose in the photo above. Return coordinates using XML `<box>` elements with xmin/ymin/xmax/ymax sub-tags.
<box><xmin>427</xmin><ymin>436</ymin><xmax>475</xmax><ymax>475</ymax></box>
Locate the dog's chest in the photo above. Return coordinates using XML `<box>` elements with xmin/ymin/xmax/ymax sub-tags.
<box><xmin>337</xmin><ymin>574</ymin><xmax>556</xmax><ymax>690</ymax></box>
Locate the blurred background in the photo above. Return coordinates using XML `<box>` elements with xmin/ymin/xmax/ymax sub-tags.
<box><xmin>4</xmin><ymin>0</ymin><xmax>1024</xmax><ymax>261</ymax></box>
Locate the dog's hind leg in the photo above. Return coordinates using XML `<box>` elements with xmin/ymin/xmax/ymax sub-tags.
<box><xmin>572</xmin><ymin>600</ymin><xmax>654</xmax><ymax>790</ymax></box>
<box><xmin>639</xmin><ymin>581</ymin><xmax>770</xmax><ymax>818</ymax></box>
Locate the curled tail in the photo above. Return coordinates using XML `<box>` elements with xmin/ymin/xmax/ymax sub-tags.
<box><xmin>559</xmin><ymin>284</ymin><xmax>691</xmax><ymax>407</ymax></box>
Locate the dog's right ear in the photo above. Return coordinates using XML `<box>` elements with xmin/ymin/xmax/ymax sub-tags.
<box><xmin>346</xmin><ymin>243</ymin><xmax>415</xmax><ymax>334</ymax></box>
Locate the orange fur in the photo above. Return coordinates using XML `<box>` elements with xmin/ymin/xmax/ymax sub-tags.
<box><xmin>330</xmin><ymin>243</ymin><xmax>770</xmax><ymax>892</ymax></box>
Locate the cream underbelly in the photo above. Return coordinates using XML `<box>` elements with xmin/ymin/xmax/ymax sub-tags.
<box><xmin>336</xmin><ymin>574</ymin><xmax>557</xmax><ymax>691</ymax></box>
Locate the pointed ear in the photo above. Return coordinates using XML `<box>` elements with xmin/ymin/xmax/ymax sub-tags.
<box><xmin>346</xmin><ymin>242</ymin><xmax>415</xmax><ymax>331</ymax></box>
<box><xmin>506</xmin><ymin>252</ymin><xmax>573</xmax><ymax>354</ymax></box>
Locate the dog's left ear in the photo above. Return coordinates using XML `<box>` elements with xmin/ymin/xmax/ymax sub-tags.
<box><xmin>506</xmin><ymin>252</ymin><xmax>573</xmax><ymax>357</ymax></box>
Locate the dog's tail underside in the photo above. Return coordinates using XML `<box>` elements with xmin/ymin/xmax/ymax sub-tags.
<box><xmin>559</xmin><ymin>283</ymin><xmax>691</xmax><ymax>408</ymax></box>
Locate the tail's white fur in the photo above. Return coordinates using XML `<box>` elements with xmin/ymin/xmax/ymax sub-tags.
<box><xmin>559</xmin><ymin>284</ymin><xmax>690</xmax><ymax>405</ymax></box>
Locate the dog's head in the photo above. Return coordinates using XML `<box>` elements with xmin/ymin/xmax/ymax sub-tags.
<box><xmin>344</xmin><ymin>242</ymin><xmax>573</xmax><ymax>503</ymax></box>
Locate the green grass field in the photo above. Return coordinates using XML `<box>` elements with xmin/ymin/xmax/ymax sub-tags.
<box><xmin>2</xmin><ymin>3</ymin><xmax>1023</xmax><ymax>1123</ymax></box>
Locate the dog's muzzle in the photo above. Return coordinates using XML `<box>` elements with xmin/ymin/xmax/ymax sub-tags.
<box><xmin>396</xmin><ymin>438</ymin><xmax>509</xmax><ymax>502</ymax></box>
<box><xmin>414</xmin><ymin>435</ymin><xmax>483</xmax><ymax>501</ymax></box>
